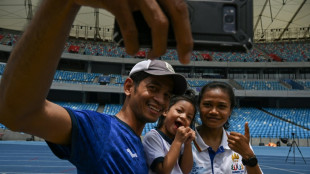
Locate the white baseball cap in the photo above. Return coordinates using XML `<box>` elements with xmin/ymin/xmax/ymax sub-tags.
<box><xmin>129</xmin><ymin>59</ymin><xmax>188</xmax><ymax>95</ymax></box>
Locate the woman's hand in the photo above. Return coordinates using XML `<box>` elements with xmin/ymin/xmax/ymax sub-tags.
<box><xmin>227</xmin><ymin>122</ymin><xmax>255</xmax><ymax>159</ymax></box>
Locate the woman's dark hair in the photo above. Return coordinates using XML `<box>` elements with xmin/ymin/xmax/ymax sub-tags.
<box><xmin>198</xmin><ymin>81</ymin><xmax>235</xmax><ymax>130</ymax></box>
<box><xmin>156</xmin><ymin>89</ymin><xmax>197</xmax><ymax>129</ymax></box>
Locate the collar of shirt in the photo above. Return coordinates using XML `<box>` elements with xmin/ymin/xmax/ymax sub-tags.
<box><xmin>155</xmin><ymin>129</ymin><xmax>174</xmax><ymax>145</ymax></box>
<box><xmin>193</xmin><ymin>127</ymin><xmax>230</xmax><ymax>152</ymax></box>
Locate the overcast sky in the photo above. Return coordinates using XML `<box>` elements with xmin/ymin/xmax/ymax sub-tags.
<box><xmin>0</xmin><ymin>0</ymin><xmax>309</xmax><ymax>40</ymax></box>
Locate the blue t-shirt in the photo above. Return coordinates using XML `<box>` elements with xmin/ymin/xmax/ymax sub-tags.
<box><xmin>47</xmin><ymin>108</ymin><xmax>148</xmax><ymax>174</ymax></box>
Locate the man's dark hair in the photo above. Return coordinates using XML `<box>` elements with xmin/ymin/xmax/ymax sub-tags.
<box><xmin>129</xmin><ymin>71</ymin><xmax>151</xmax><ymax>89</ymax></box>
<box><xmin>198</xmin><ymin>81</ymin><xmax>235</xmax><ymax>130</ymax></box>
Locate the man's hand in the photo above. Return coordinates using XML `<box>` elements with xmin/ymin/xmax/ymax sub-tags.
<box><xmin>74</xmin><ymin>0</ymin><xmax>193</xmax><ymax>64</ymax></box>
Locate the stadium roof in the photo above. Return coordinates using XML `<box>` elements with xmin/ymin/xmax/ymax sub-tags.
<box><xmin>0</xmin><ymin>0</ymin><xmax>309</xmax><ymax>41</ymax></box>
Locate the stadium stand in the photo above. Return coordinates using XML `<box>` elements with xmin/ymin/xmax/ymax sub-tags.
<box><xmin>256</xmin><ymin>42</ymin><xmax>310</xmax><ymax>62</ymax></box>
<box><xmin>236</xmin><ymin>80</ymin><xmax>294</xmax><ymax>90</ymax></box>
<box><xmin>263</xmin><ymin>108</ymin><xmax>310</xmax><ymax>130</ymax></box>
<box><xmin>54</xmin><ymin>101</ymin><xmax>99</xmax><ymax>111</ymax></box>
<box><xmin>296</xmin><ymin>79</ymin><xmax>310</xmax><ymax>88</ymax></box>
<box><xmin>227</xmin><ymin>107</ymin><xmax>310</xmax><ymax>139</ymax></box>
<box><xmin>0</xmin><ymin>63</ymin><xmax>5</xmax><ymax>74</ymax></box>
<box><xmin>0</xmin><ymin>29</ymin><xmax>310</xmax><ymax>146</ymax></box>
<box><xmin>53</xmin><ymin>70</ymin><xmax>101</xmax><ymax>85</ymax></box>
<box><xmin>0</xmin><ymin>31</ymin><xmax>309</xmax><ymax>63</ymax></box>
<box><xmin>102</xmin><ymin>104</ymin><xmax>122</xmax><ymax>115</ymax></box>
<box><xmin>0</xmin><ymin>123</ymin><xmax>6</xmax><ymax>129</ymax></box>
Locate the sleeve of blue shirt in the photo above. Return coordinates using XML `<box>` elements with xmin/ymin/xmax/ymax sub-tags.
<box><xmin>46</xmin><ymin>107</ymin><xmax>111</xmax><ymax>171</ymax></box>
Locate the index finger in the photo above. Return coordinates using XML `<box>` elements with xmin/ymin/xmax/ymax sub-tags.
<box><xmin>113</xmin><ymin>4</ymin><xmax>139</xmax><ymax>55</ymax></box>
<box><xmin>244</xmin><ymin>122</ymin><xmax>250</xmax><ymax>140</ymax></box>
<box><xmin>158</xmin><ymin>0</ymin><xmax>193</xmax><ymax>64</ymax></box>
<box><xmin>137</xmin><ymin>0</ymin><xmax>169</xmax><ymax>58</ymax></box>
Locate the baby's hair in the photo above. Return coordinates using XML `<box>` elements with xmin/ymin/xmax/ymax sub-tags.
<box><xmin>156</xmin><ymin>89</ymin><xmax>197</xmax><ymax>129</ymax></box>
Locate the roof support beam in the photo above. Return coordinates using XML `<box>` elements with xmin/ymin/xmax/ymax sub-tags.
<box><xmin>94</xmin><ymin>8</ymin><xmax>101</xmax><ymax>41</ymax></box>
<box><xmin>268</xmin><ymin>0</ymin><xmax>273</xmax><ymax>22</ymax></box>
<box><xmin>277</xmin><ymin>0</ymin><xmax>307</xmax><ymax>40</ymax></box>
<box><xmin>254</xmin><ymin>0</ymin><xmax>269</xmax><ymax>32</ymax></box>
<box><xmin>24</xmin><ymin>0</ymin><xmax>33</xmax><ymax>23</ymax></box>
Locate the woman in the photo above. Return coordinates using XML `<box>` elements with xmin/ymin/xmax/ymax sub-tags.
<box><xmin>191</xmin><ymin>81</ymin><xmax>262</xmax><ymax>174</ymax></box>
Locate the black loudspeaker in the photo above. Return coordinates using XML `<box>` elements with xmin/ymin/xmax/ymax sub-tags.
<box><xmin>280</xmin><ymin>138</ymin><xmax>288</xmax><ymax>144</ymax></box>
<box><xmin>276</xmin><ymin>141</ymin><xmax>281</xmax><ymax>147</ymax></box>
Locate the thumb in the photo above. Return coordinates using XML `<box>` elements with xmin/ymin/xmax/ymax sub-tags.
<box><xmin>244</xmin><ymin>122</ymin><xmax>250</xmax><ymax>140</ymax></box>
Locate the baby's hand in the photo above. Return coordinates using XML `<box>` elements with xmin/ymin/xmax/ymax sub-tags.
<box><xmin>184</xmin><ymin>129</ymin><xmax>195</xmax><ymax>145</ymax></box>
<box><xmin>175</xmin><ymin>126</ymin><xmax>195</xmax><ymax>144</ymax></box>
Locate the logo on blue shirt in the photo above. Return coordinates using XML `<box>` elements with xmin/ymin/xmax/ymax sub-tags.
<box><xmin>127</xmin><ymin>148</ymin><xmax>138</xmax><ymax>158</ymax></box>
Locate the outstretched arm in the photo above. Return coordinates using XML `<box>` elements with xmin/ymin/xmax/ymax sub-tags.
<box><xmin>0</xmin><ymin>0</ymin><xmax>193</xmax><ymax>145</ymax></box>
<box><xmin>227</xmin><ymin>122</ymin><xmax>262</xmax><ymax>174</ymax></box>
<box><xmin>0</xmin><ymin>0</ymin><xmax>80</xmax><ymax>145</ymax></box>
